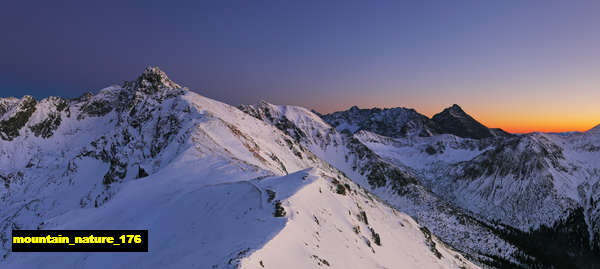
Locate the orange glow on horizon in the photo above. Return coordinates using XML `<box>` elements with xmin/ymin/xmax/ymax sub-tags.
<box><xmin>494</xmin><ymin>125</ymin><xmax>594</xmax><ymax>134</ymax></box>
<box><xmin>474</xmin><ymin>113</ymin><xmax>600</xmax><ymax>134</ymax></box>
<box><xmin>454</xmin><ymin>114</ymin><xmax>599</xmax><ymax>134</ymax></box>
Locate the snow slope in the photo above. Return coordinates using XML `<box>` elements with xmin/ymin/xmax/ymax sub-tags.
<box><xmin>4</xmin><ymin>166</ymin><xmax>476</xmax><ymax>269</ymax></box>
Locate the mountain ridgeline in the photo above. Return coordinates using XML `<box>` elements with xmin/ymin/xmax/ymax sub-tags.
<box><xmin>322</xmin><ymin>103</ymin><xmax>512</xmax><ymax>139</ymax></box>
<box><xmin>1</xmin><ymin>67</ymin><xmax>599</xmax><ymax>269</ymax></box>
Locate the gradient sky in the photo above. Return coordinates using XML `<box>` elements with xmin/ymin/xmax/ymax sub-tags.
<box><xmin>1</xmin><ymin>1</ymin><xmax>599</xmax><ymax>133</ymax></box>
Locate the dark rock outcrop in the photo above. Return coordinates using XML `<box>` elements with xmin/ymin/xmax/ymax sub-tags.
<box><xmin>431</xmin><ymin>104</ymin><xmax>494</xmax><ymax>139</ymax></box>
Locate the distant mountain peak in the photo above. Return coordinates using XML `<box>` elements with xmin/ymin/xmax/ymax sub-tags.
<box><xmin>432</xmin><ymin>104</ymin><xmax>494</xmax><ymax>139</ymax></box>
<box><xmin>441</xmin><ymin>104</ymin><xmax>468</xmax><ymax>117</ymax></box>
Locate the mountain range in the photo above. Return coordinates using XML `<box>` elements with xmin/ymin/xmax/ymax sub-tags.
<box><xmin>1</xmin><ymin>67</ymin><xmax>599</xmax><ymax>268</ymax></box>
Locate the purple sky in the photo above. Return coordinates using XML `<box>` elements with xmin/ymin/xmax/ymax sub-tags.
<box><xmin>1</xmin><ymin>1</ymin><xmax>600</xmax><ymax>131</ymax></box>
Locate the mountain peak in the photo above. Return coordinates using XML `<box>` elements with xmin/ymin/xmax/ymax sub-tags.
<box><xmin>140</xmin><ymin>66</ymin><xmax>174</xmax><ymax>80</ymax></box>
<box><xmin>432</xmin><ymin>104</ymin><xmax>494</xmax><ymax>139</ymax></box>
<box><xmin>133</xmin><ymin>66</ymin><xmax>181</xmax><ymax>93</ymax></box>
<box><xmin>441</xmin><ymin>104</ymin><xmax>468</xmax><ymax>117</ymax></box>
<box><xmin>449</xmin><ymin>104</ymin><xmax>463</xmax><ymax>110</ymax></box>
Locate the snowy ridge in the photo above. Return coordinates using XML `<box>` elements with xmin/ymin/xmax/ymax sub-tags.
<box><xmin>241</xmin><ymin>102</ymin><xmax>521</xmax><ymax>266</ymax></box>
<box><xmin>242</xmin><ymin>168</ymin><xmax>476</xmax><ymax>269</ymax></box>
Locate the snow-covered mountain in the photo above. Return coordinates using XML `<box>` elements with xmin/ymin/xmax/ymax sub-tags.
<box><xmin>324</xmin><ymin>106</ymin><xmax>600</xmax><ymax>268</ymax></box>
<box><xmin>0</xmin><ymin>68</ymin><xmax>476</xmax><ymax>269</ymax></box>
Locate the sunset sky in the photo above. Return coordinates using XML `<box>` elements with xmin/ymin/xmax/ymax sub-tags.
<box><xmin>1</xmin><ymin>1</ymin><xmax>599</xmax><ymax>133</ymax></box>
